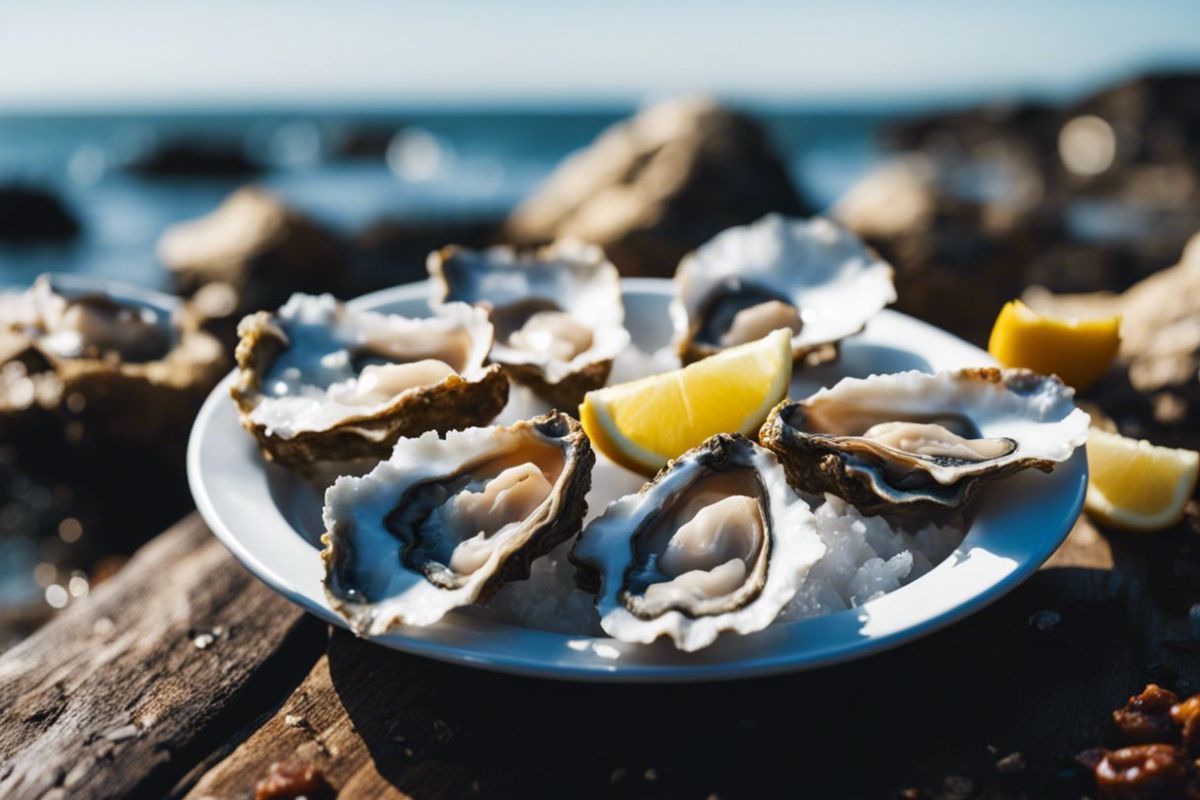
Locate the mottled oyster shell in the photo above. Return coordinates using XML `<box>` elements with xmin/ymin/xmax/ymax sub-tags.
<box><xmin>232</xmin><ymin>293</ymin><xmax>508</xmax><ymax>477</ymax></box>
<box><xmin>571</xmin><ymin>434</ymin><xmax>823</xmax><ymax>652</ymax></box>
<box><xmin>428</xmin><ymin>240</ymin><xmax>630</xmax><ymax>409</ymax></box>
<box><xmin>671</xmin><ymin>214</ymin><xmax>896</xmax><ymax>364</ymax></box>
<box><xmin>322</xmin><ymin>411</ymin><xmax>594</xmax><ymax>633</ymax></box>
<box><xmin>0</xmin><ymin>275</ymin><xmax>226</xmax><ymax>446</ymax></box>
<box><xmin>759</xmin><ymin>368</ymin><xmax>1090</xmax><ymax>515</ymax></box>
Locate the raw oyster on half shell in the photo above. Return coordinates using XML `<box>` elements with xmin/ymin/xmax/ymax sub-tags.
<box><xmin>571</xmin><ymin>434</ymin><xmax>823</xmax><ymax>652</ymax></box>
<box><xmin>759</xmin><ymin>368</ymin><xmax>1090</xmax><ymax>515</ymax></box>
<box><xmin>0</xmin><ymin>274</ymin><xmax>226</xmax><ymax>445</ymax></box>
<box><xmin>322</xmin><ymin>411</ymin><xmax>594</xmax><ymax>633</ymax></box>
<box><xmin>428</xmin><ymin>240</ymin><xmax>630</xmax><ymax>409</ymax></box>
<box><xmin>671</xmin><ymin>214</ymin><xmax>896</xmax><ymax>364</ymax></box>
<box><xmin>232</xmin><ymin>293</ymin><xmax>508</xmax><ymax>476</ymax></box>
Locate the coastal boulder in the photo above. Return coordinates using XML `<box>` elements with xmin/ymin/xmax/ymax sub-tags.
<box><xmin>157</xmin><ymin>187</ymin><xmax>348</xmax><ymax>324</ymax></box>
<box><xmin>505</xmin><ymin>97</ymin><xmax>808</xmax><ymax>277</ymax></box>
<box><xmin>128</xmin><ymin>139</ymin><xmax>263</xmax><ymax>178</ymax></box>
<box><xmin>0</xmin><ymin>185</ymin><xmax>81</xmax><ymax>243</ymax></box>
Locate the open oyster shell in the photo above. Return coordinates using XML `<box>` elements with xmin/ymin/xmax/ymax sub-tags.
<box><xmin>759</xmin><ymin>368</ymin><xmax>1091</xmax><ymax>515</ymax></box>
<box><xmin>428</xmin><ymin>240</ymin><xmax>631</xmax><ymax>409</ymax></box>
<box><xmin>232</xmin><ymin>293</ymin><xmax>508</xmax><ymax>477</ymax></box>
<box><xmin>0</xmin><ymin>275</ymin><xmax>226</xmax><ymax>446</ymax></box>
<box><xmin>571</xmin><ymin>434</ymin><xmax>823</xmax><ymax>652</ymax></box>
<box><xmin>322</xmin><ymin>411</ymin><xmax>594</xmax><ymax>633</ymax></box>
<box><xmin>671</xmin><ymin>214</ymin><xmax>896</xmax><ymax>365</ymax></box>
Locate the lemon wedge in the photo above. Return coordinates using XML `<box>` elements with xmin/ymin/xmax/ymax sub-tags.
<box><xmin>580</xmin><ymin>328</ymin><xmax>793</xmax><ymax>475</ymax></box>
<box><xmin>1085</xmin><ymin>428</ymin><xmax>1198</xmax><ymax>531</ymax></box>
<box><xmin>987</xmin><ymin>299</ymin><xmax>1120</xmax><ymax>390</ymax></box>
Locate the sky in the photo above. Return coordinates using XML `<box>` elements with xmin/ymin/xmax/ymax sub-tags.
<box><xmin>2</xmin><ymin>0</ymin><xmax>1200</xmax><ymax>110</ymax></box>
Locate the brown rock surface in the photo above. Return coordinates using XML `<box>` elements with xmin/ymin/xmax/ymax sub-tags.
<box><xmin>158</xmin><ymin>187</ymin><xmax>349</xmax><ymax>321</ymax></box>
<box><xmin>504</xmin><ymin>97</ymin><xmax>808</xmax><ymax>277</ymax></box>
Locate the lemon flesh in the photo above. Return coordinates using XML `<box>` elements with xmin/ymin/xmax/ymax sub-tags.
<box><xmin>988</xmin><ymin>299</ymin><xmax>1120</xmax><ymax>390</ymax></box>
<box><xmin>1085</xmin><ymin>428</ymin><xmax>1198</xmax><ymax>531</ymax></box>
<box><xmin>580</xmin><ymin>328</ymin><xmax>793</xmax><ymax>475</ymax></box>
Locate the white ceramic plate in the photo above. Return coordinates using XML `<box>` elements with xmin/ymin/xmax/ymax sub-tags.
<box><xmin>188</xmin><ymin>278</ymin><xmax>1086</xmax><ymax>682</ymax></box>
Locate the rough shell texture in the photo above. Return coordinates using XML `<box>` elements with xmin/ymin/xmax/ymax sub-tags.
<box><xmin>570</xmin><ymin>433</ymin><xmax>823</xmax><ymax>652</ymax></box>
<box><xmin>0</xmin><ymin>276</ymin><xmax>227</xmax><ymax>448</ymax></box>
<box><xmin>759</xmin><ymin>367</ymin><xmax>1090</xmax><ymax>515</ymax></box>
<box><xmin>428</xmin><ymin>239</ymin><xmax>630</xmax><ymax>409</ymax></box>
<box><xmin>671</xmin><ymin>214</ymin><xmax>897</xmax><ymax>365</ymax></box>
<box><xmin>231</xmin><ymin>295</ymin><xmax>508</xmax><ymax>477</ymax></box>
<box><xmin>322</xmin><ymin>411</ymin><xmax>595</xmax><ymax>633</ymax></box>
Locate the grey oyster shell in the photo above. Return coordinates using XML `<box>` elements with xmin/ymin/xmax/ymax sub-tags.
<box><xmin>322</xmin><ymin>411</ymin><xmax>594</xmax><ymax>633</ymax></box>
<box><xmin>428</xmin><ymin>239</ymin><xmax>630</xmax><ymax>410</ymax></box>
<box><xmin>571</xmin><ymin>434</ymin><xmax>822</xmax><ymax>652</ymax></box>
<box><xmin>759</xmin><ymin>367</ymin><xmax>1090</xmax><ymax>515</ymax></box>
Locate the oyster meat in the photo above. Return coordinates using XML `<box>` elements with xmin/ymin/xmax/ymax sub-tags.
<box><xmin>232</xmin><ymin>293</ymin><xmax>508</xmax><ymax>476</ymax></box>
<box><xmin>322</xmin><ymin>411</ymin><xmax>594</xmax><ymax>632</ymax></box>
<box><xmin>571</xmin><ymin>434</ymin><xmax>823</xmax><ymax>652</ymax></box>
<box><xmin>428</xmin><ymin>240</ymin><xmax>630</xmax><ymax>409</ymax></box>
<box><xmin>671</xmin><ymin>214</ymin><xmax>896</xmax><ymax>364</ymax></box>
<box><xmin>759</xmin><ymin>368</ymin><xmax>1091</xmax><ymax>514</ymax></box>
<box><xmin>0</xmin><ymin>275</ymin><xmax>226</xmax><ymax>445</ymax></box>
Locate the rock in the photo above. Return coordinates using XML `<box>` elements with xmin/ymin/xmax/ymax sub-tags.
<box><xmin>157</xmin><ymin>188</ymin><xmax>349</xmax><ymax>346</ymax></box>
<box><xmin>331</xmin><ymin>126</ymin><xmax>402</xmax><ymax>160</ymax></box>
<box><xmin>0</xmin><ymin>185</ymin><xmax>81</xmax><ymax>243</ymax></box>
<box><xmin>1024</xmin><ymin>232</ymin><xmax>1200</xmax><ymax>449</ymax></box>
<box><xmin>351</xmin><ymin>217</ymin><xmax>501</xmax><ymax>291</ymax></box>
<box><xmin>504</xmin><ymin>97</ymin><xmax>808</xmax><ymax>277</ymax></box>
<box><xmin>128</xmin><ymin>140</ymin><xmax>263</xmax><ymax>178</ymax></box>
<box><xmin>873</xmin><ymin>71</ymin><xmax>1200</xmax><ymax>304</ymax></box>
<box><xmin>833</xmin><ymin>156</ymin><xmax>1050</xmax><ymax>343</ymax></box>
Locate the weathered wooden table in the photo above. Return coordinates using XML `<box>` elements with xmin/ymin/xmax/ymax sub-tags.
<box><xmin>0</xmin><ymin>504</ymin><xmax>1195</xmax><ymax>799</ymax></box>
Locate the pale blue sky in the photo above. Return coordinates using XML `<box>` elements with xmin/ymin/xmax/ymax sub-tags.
<box><xmin>2</xmin><ymin>0</ymin><xmax>1200</xmax><ymax>109</ymax></box>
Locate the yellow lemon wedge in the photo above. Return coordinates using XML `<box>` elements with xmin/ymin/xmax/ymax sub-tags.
<box><xmin>1085</xmin><ymin>428</ymin><xmax>1199</xmax><ymax>531</ymax></box>
<box><xmin>987</xmin><ymin>299</ymin><xmax>1121</xmax><ymax>390</ymax></box>
<box><xmin>580</xmin><ymin>328</ymin><xmax>793</xmax><ymax>475</ymax></box>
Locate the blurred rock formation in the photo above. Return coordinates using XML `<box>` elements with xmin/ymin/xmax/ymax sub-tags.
<box><xmin>837</xmin><ymin>71</ymin><xmax>1200</xmax><ymax>344</ymax></box>
<box><xmin>158</xmin><ymin>187</ymin><xmax>349</xmax><ymax>339</ymax></box>
<box><xmin>352</xmin><ymin>217</ymin><xmax>501</xmax><ymax>291</ymax></box>
<box><xmin>127</xmin><ymin>139</ymin><xmax>264</xmax><ymax>178</ymax></box>
<box><xmin>0</xmin><ymin>185</ymin><xmax>81</xmax><ymax>243</ymax></box>
<box><xmin>505</xmin><ymin>97</ymin><xmax>809</xmax><ymax>277</ymax></box>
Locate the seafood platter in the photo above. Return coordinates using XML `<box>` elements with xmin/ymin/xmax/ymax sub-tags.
<box><xmin>183</xmin><ymin>214</ymin><xmax>1089</xmax><ymax>680</ymax></box>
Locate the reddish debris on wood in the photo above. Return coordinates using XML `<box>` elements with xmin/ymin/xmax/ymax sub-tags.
<box><xmin>253</xmin><ymin>761</ymin><xmax>335</xmax><ymax>800</ymax></box>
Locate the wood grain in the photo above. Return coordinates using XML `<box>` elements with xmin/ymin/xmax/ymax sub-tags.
<box><xmin>3</xmin><ymin>509</ymin><xmax>1197</xmax><ymax>799</ymax></box>
<box><xmin>0</xmin><ymin>513</ymin><xmax>326</xmax><ymax>800</ymax></box>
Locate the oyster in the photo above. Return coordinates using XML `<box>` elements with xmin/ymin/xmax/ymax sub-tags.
<box><xmin>428</xmin><ymin>240</ymin><xmax>630</xmax><ymax>409</ymax></box>
<box><xmin>571</xmin><ymin>434</ymin><xmax>823</xmax><ymax>652</ymax></box>
<box><xmin>759</xmin><ymin>368</ymin><xmax>1090</xmax><ymax>514</ymax></box>
<box><xmin>0</xmin><ymin>275</ymin><xmax>226</xmax><ymax>446</ymax></box>
<box><xmin>671</xmin><ymin>214</ymin><xmax>896</xmax><ymax>364</ymax></box>
<box><xmin>322</xmin><ymin>411</ymin><xmax>594</xmax><ymax>632</ymax></box>
<box><xmin>232</xmin><ymin>293</ymin><xmax>508</xmax><ymax>476</ymax></box>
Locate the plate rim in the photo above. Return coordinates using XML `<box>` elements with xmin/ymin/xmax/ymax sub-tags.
<box><xmin>187</xmin><ymin>278</ymin><xmax>1086</xmax><ymax>682</ymax></box>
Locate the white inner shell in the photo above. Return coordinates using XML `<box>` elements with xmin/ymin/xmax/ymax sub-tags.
<box><xmin>430</xmin><ymin>241</ymin><xmax>631</xmax><ymax>384</ymax></box>
<box><xmin>574</xmin><ymin>441</ymin><xmax>824</xmax><ymax>652</ymax></box>
<box><xmin>323</xmin><ymin>425</ymin><xmax>567</xmax><ymax>632</ymax></box>
<box><xmin>0</xmin><ymin>276</ymin><xmax>174</xmax><ymax>363</ymax></box>
<box><xmin>671</xmin><ymin>214</ymin><xmax>896</xmax><ymax>353</ymax></box>
<box><xmin>800</xmin><ymin>369</ymin><xmax>1092</xmax><ymax>485</ymax></box>
<box><xmin>248</xmin><ymin>294</ymin><xmax>493</xmax><ymax>438</ymax></box>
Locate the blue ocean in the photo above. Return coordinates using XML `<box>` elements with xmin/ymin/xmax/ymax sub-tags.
<box><xmin>0</xmin><ymin>107</ymin><xmax>894</xmax><ymax>288</ymax></box>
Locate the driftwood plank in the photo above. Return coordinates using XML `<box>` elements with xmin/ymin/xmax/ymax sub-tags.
<box><xmin>0</xmin><ymin>513</ymin><xmax>326</xmax><ymax>800</ymax></box>
<box><xmin>178</xmin><ymin>516</ymin><xmax>1182</xmax><ymax>800</ymax></box>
